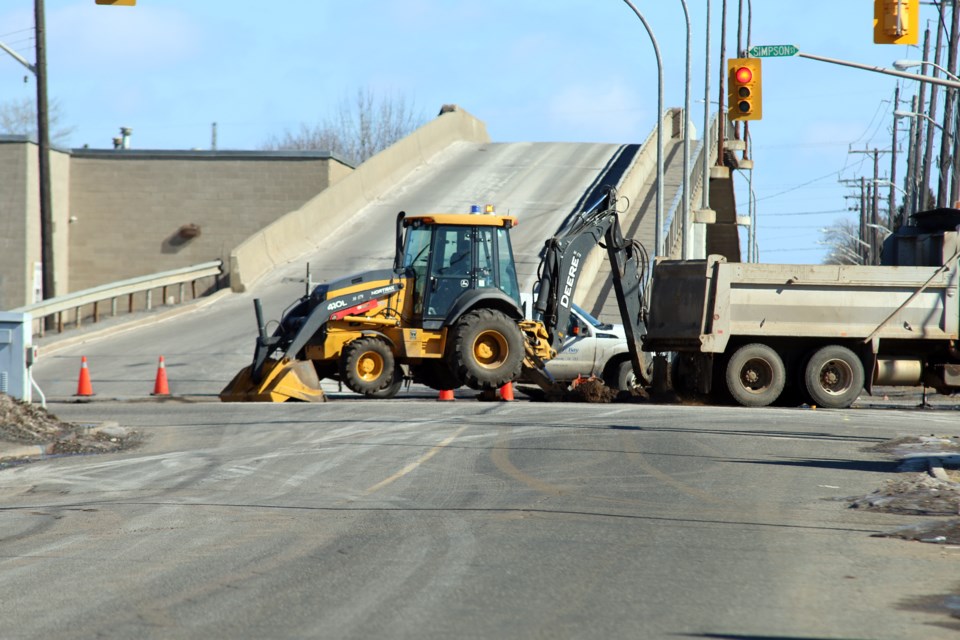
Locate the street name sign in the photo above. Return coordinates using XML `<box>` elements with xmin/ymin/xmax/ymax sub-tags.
<box><xmin>748</xmin><ymin>44</ymin><xmax>798</xmax><ymax>58</ymax></box>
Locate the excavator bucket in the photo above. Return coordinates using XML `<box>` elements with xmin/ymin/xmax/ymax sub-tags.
<box><xmin>219</xmin><ymin>358</ymin><xmax>326</xmax><ymax>402</ymax></box>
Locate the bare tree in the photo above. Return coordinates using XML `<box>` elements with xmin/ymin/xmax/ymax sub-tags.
<box><xmin>262</xmin><ymin>89</ymin><xmax>424</xmax><ymax>166</ymax></box>
<box><xmin>820</xmin><ymin>219</ymin><xmax>864</xmax><ymax>265</ymax></box>
<box><xmin>0</xmin><ymin>96</ymin><xmax>75</xmax><ymax>146</ymax></box>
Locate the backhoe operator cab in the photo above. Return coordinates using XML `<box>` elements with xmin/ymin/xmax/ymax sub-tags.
<box><xmin>402</xmin><ymin>206</ymin><xmax>521</xmax><ymax>325</ymax></box>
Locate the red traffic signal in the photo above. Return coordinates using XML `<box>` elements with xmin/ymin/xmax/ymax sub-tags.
<box><xmin>727</xmin><ymin>58</ymin><xmax>762</xmax><ymax>122</ymax></box>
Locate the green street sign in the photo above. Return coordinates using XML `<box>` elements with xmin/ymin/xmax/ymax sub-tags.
<box><xmin>748</xmin><ymin>44</ymin><xmax>799</xmax><ymax>58</ymax></box>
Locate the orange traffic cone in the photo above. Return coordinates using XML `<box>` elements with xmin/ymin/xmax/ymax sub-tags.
<box><xmin>499</xmin><ymin>382</ymin><xmax>514</xmax><ymax>402</ymax></box>
<box><xmin>76</xmin><ymin>356</ymin><xmax>94</xmax><ymax>397</ymax></box>
<box><xmin>437</xmin><ymin>389</ymin><xmax>454</xmax><ymax>401</ymax></box>
<box><xmin>152</xmin><ymin>356</ymin><xmax>170</xmax><ymax>396</ymax></box>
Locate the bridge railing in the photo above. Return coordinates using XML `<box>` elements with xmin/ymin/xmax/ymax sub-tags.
<box><xmin>13</xmin><ymin>260</ymin><xmax>223</xmax><ymax>337</ymax></box>
<box><xmin>662</xmin><ymin>112</ymin><xmax>721</xmax><ymax>259</ymax></box>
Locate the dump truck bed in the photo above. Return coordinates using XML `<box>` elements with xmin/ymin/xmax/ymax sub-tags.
<box><xmin>643</xmin><ymin>256</ymin><xmax>960</xmax><ymax>353</ymax></box>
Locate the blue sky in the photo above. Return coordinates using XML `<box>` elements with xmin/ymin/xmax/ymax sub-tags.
<box><xmin>0</xmin><ymin>1</ymin><xmax>940</xmax><ymax>263</ymax></box>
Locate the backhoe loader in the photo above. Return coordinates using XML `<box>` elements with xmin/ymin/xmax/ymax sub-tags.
<box><xmin>221</xmin><ymin>205</ymin><xmax>554</xmax><ymax>401</ymax></box>
<box><xmin>220</xmin><ymin>188</ymin><xmax>649</xmax><ymax>402</ymax></box>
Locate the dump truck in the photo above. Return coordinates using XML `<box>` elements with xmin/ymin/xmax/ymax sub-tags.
<box><xmin>221</xmin><ymin>188</ymin><xmax>649</xmax><ymax>401</ymax></box>
<box><xmin>643</xmin><ymin>207</ymin><xmax>960</xmax><ymax>409</ymax></box>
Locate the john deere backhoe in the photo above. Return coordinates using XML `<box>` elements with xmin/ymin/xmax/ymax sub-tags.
<box><xmin>220</xmin><ymin>188</ymin><xmax>649</xmax><ymax>401</ymax></box>
<box><xmin>221</xmin><ymin>205</ymin><xmax>553</xmax><ymax>401</ymax></box>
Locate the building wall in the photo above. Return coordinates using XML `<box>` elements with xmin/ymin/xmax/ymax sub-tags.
<box><xmin>67</xmin><ymin>150</ymin><xmax>350</xmax><ymax>292</ymax></box>
<box><xmin>0</xmin><ymin>143</ymin><xmax>351</xmax><ymax>309</ymax></box>
<box><xmin>0</xmin><ymin>141</ymin><xmax>30</xmax><ymax>310</ymax></box>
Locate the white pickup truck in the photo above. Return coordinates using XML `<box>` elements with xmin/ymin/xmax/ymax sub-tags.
<box><xmin>519</xmin><ymin>293</ymin><xmax>640</xmax><ymax>390</ymax></box>
<box><xmin>548</xmin><ymin>303</ymin><xmax>641</xmax><ymax>390</ymax></box>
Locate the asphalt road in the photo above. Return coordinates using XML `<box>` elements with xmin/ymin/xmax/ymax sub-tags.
<box><xmin>1</xmin><ymin>399</ymin><xmax>958</xmax><ymax>639</ymax></box>
<box><xmin>12</xmin><ymin>140</ymin><xmax>960</xmax><ymax>638</ymax></box>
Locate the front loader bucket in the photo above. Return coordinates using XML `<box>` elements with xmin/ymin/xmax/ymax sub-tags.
<box><xmin>219</xmin><ymin>358</ymin><xmax>326</xmax><ymax>403</ymax></box>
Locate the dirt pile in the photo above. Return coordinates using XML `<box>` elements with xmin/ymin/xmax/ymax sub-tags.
<box><xmin>0</xmin><ymin>394</ymin><xmax>136</xmax><ymax>461</ymax></box>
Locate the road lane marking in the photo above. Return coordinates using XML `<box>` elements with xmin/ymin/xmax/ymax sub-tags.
<box><xmin>363</xmin><ymin>425</ymin><xmax>468</xmax><ymax>495</ymax></box>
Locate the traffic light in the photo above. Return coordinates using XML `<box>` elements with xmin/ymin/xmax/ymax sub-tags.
<box><xmin>874</xmin><ymin>0</ymin><xmax>918</xmax><ymax>45</ymax></box>
<box><xmin>95</xmin><ymin>0</ymin><xmax>136</xmax><ymax>5</ymax></box>
<box><xmin>727</xmin><ymin>58</ymin><xmax>762</xmax><ymax>122</ymax></box>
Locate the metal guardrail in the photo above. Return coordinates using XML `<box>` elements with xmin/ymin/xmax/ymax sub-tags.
<box><xmin>13</xmin><ymin>260</ymin><xmax>223</xmax><ymax>336</ymax></box>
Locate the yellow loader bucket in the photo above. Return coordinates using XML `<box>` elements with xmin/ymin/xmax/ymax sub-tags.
<box><xmin>219</xmin><ymin>358</ymin><xmax>326</xmax><ymax>402</ymax></box>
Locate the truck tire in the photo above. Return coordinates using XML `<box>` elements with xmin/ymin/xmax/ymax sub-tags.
<box><xmin>609</xmin><ymin>358</ymin><xmax>643</xmax><ymax>391</ymax></box>
<box><xmin>340</xmin><ymin>337</ymin><xmax>396</xmax><ymax>395</ymax></box>
<box><xmin>803</xmin><ymin>345</ymin><xmax>863</xmax><ymax>409</ymax></box>
<box><xmin>725</xmin><ymin>343</ymin><xmax>785</xmax><ymax>407</ymax></box>
<box><xmin>447</xmin><ymin>308</ymin><xmax>524</xmax><ymax>390</ymax></box>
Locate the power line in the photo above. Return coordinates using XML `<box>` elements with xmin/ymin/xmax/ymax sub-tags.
<box><xmin>761</xmin><ymin>208</ymin><xmax>850</xmax><ymax>216</ymax></box>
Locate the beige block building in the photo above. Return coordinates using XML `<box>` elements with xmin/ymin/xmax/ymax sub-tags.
<box><xmin>0</xmin><ymin>136</ymin><xmax>351</xmax><ymax>309</ymax></box>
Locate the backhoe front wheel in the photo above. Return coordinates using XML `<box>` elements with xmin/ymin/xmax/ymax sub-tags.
<box><xmin>340</xmin><ymin>337</ymin><xmax>396</xmax><ymax>396</ymax></box>
<box><xmin>447</xmin><ymin>308</ymin><xmax>524</xmax><ymax>390</ymax></box>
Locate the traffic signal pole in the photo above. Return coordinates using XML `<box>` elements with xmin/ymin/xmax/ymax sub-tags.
<box><xmin>795</xmin><ymin>51</ymin><xmax>960</xmax><ymax>90</ymax></box>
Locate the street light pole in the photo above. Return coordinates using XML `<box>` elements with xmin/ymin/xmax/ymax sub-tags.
<box><xmin>622</xmin><ymin>1</ymin><xmax>664</xmax><ymax>258</ymax></box>
<box><xmin>679</xmin><ymin>0</ymin><xmax>692</xmax><ymax>259</ymax></box>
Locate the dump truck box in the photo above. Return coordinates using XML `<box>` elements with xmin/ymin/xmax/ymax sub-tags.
<box><xmin>644</xmin><ymin>256</ymin><xmax>960</xmax><ymax>354</ymax></box>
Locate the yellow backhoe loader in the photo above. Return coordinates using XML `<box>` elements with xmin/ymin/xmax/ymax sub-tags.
<box><xmin>220</xmin><ymin>188</ymin><xmax>650</xmax><ymax>402</ymax></box>
<box><xmin>221</xmin><ymin>205</ymin><xmax>554</xmax><ymax>401</ymax></box>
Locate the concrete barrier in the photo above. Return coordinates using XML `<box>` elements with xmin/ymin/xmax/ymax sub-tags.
<box><xmin>228</xmin><ymin>108</ymin><xmax>491</xmax><ymax>291</ymax></box>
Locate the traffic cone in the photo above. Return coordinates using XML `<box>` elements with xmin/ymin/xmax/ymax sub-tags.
<box><xmin>437</xmin><ymin>389</ymin><xmax>454</xmax><ymax>401</ymax></box>
<box><xmin>152</xmin><ymin>356</ymin><xmax>170</xmax><ymax>396</ymax></box>
<box><xmin>499</xmin><ymin>382</ymin><xmax>514</xmax><ymax>402</ymax></box>
<box><xmin>76</xmin><ymin>356</ymin><xmax>94</xmax><ymax>397</ymax></box>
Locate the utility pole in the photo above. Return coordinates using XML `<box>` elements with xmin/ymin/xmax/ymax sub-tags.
<box><xmin>850</xmin><ymin>148</ymin><xmax>891</xmax><ymax>264</ymax></box>
<box><xmin>904</xmin><ymin>94</ymin><xmax>919</xmax><ymax>223</ymax></box>
<box><xmin>938</xmin><ymin>0</ymin><xmax>959</xmax><ymax>207</ymax></box>
<box><xmin>890</xmin><ymin>85</ymin><xmax>900</xmax><ymax>225</ymax></box>
<box><xmin>861</xmin><ymin>177</ymin><xmax>869</xmax><ymax>264</ymax></box>
<box><xmin>909</xmin><ymin>24</ymin><xmax>931</xmax><ymax>217</ymax></box>
<box><xmin>34</xmin><ymin>0</ymin><xmax>54</xmax><ymax>306</ymax></box>
<box><xmin>922</xmin><ymin>12</ymin><xmax>946</xmax><ymax>210</ymax></box>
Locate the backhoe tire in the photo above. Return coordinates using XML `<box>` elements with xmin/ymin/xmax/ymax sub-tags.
<box><xmin>447</xmin><ymin>308</ymin><xmax>524</xmax><ymax>390</ymax></box>
<box><xmin>803</xmin><ymin>345</ymin><xmax>863</xmax><ymax>409</ymax></box>
<box><xmin>368</xmin><ymin>364</ymin><xmax>404</xmax><ymax>399</ymax></box>
<box><xmin>725</xmin><ymin>343</ymin><xmax>785</xmax><ymax>408</ymax></box>
<box><xmin>340</xmin><ymin>337</ymin><xmax>396</xmax><ymax>396</ymax></box>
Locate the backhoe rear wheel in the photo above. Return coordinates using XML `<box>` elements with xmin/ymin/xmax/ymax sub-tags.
<box><xmin>340</xmin><ymin>337</ymin><xmax>396</xmax><ymax>396</ymax></box>
<box><xmin>447</xmin><ymin>308</ymin><xmax>524</xmax><ymax>390</ymax></box>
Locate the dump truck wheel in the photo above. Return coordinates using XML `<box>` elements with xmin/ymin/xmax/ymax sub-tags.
<box><xmin>340</xmin><ymin>337</ymin><xmax>396</xmax><ymax>395</ymax></box>
<box><xmin>725</xmin><ymin>343</ymin><xmax>785</xmax><ymax>407</ymax></box>
<box><xmin>804</xmin><ymin>345</ymin><xmax>863</xmax><ymax>409</ymax></box>
<box><xmin>447</xmin><ymin>308</ymin><xmax>524</xmax><ymax>390</ymax></box>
